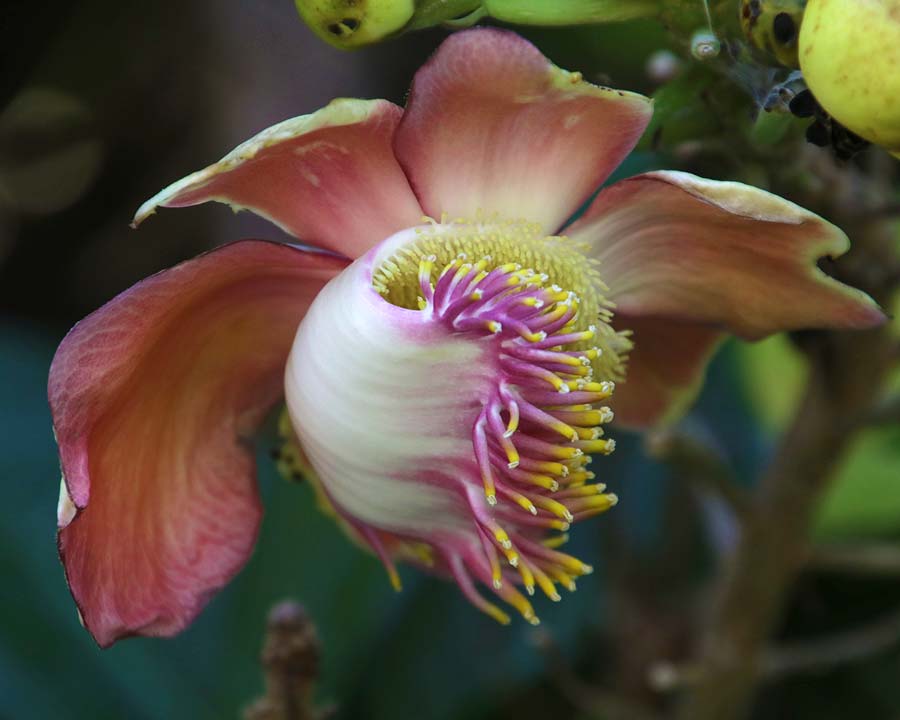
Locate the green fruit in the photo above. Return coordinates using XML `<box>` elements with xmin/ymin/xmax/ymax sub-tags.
<box><xmin>295</xmin><ymin>0</ymin><xmax>414</xmax><ymax>49</ymax></box>
<box><xmin>483</xmin><ymin>0</ymin><xmax>660</xmax><ymax>24</ymax></box>
<box><xmin>800</xmin><ymin>0</ymin><xmax>900</xmax><ymax>156</ymax></box>
<box><xmin>739</xmin><ymin>0</ymin><xmax>807</xmax><ymax>68</ymax></box>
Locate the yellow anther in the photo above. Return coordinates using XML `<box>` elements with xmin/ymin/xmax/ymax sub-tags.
<box><xmin>560</xmin><ymin>465</ymin><xmax>591</xmax><ymax>481</ymax></box>
<box><xmin>547</xmin><ymin>375</ymin><xmax>569</xmax><ymax>392</ymax></box>
<box><xmin>558</xmin><ymin>483</ymin><xmax>608</xmax><ymax>498</ymax></box>
<box><xmin>509</xmin><ymin>492</ymin><xmax>538</xmax><ymax>515</ymax></box>
<box><xmin>485</xmin><ymin>545</ymin><xmax>503</xmax><ymax>590</ymax></box>
<box><xmin>517</xmin><ymin>559</ymin><xmax>536</xmax><ymax>595</ymax></box>
<box><xmin>504</xmin><ymin>404</ymin><xmax>519</xmax><ymax>436</ymax></box>
<box><xmin>514</xmin><ymin>471</ymin><xmax>558</xmax><ymax>491</ymax></box>
<box><xmin>546</xmin><ymin>417</ymin><xmax>578</xmax><ymax>442</ymax></box>
<box><xmin>482</xmin><ymin>602</ymin><xmax>513</xmax><ymax>626</ymax></box>
<box><xmin>560</xmin><ymin>410</ymin><xmax>606</xmax><ymax>426</ymax></box>
<box><xmin>545</xmin><ymin>566</ymin><xmax>577</xmax><ymax>592</ymax></box>
<box><xmin>503</xmin><ymin>547</ymin><xmax>520</xmax><ymax>567</ymax></box>
<box><xmin>573</xmin><ymin>426</ymin><xmax>602</xmax><ymax>440</ymax></box>
<box><xmin>492</xmin><ymin>526</ymin><xmax>512</xmax><ymax>549</ymax></box>
<box><xmin>532</xmin><ymin>566</ymin><xmax>561</xmax><ymax>602</ymax></box>
<box><xmin>531</xmin><ymin>495</ymin><xmax>574</xmax><ymax>522</ymax></box>
<box><xmin>438</xmin><ymin>256</ymin><xmax>464</xmax><ymax>279</ymax></box>
<box><xmin>548</xmin><ymin>550</ymin><xmax>594</xmax><ymax>576</ymax></box>
<box><xmin>486</xmin><ymin>320</ymin><xmax>503</xmax><ymax>334</ymax></box>
<box><xmin>499</xmin><ymin>585</ymin><xmax>539</xmax><ymax>625</ymax></box>
<box><xmin>577</xmin><ymin>438</ymin><xmax>616</xmax><ymax>455</ymax></box>
<box><xmin>569</xmin><ymin>493</ymin><xmax>619</xmax><ymax>515</ymax></box>
<box><xmin>541</xmin><ymin>533</ymin><xmax>569</xmax><ymax>549</ymax></box>
<box><xmin>543</xmin><ymin>352</ymin><xmax>583</xmax><ymax>368</ymax></box>
<box><xmin>481</xmin><ymin>464</ymin><xmax>497</xmax><ymax>506</ymax></box>
<box><xmin>538</xmin><ymin>303</ymin><xmax>570</xmax><ymax>325</ymax></box>
<box><xmin>419</xmin><ymin>254</ymin><xmax>435</xmax><ymax>277</ymax></box>
<box><xmin>501</xmin><ymin>439</ymin><xmax>520</xmax><ymax>468</ymax></box>
<box><xmin>579</xmin><ymin>381</ymin><xmax>614</xmax><ymax>396</ymax></box>
<box><xmin>417</xmin><ymin>296</ymin><xmax>428</xmax><ymax>310</ymax></box>
<box><xmin>521</xmin><ymin>328</ymin><xmax>548</xmax><ymax>343</ymax></box>
<box><xmin>526</xmin><ymin>459</ymin><xmax>569</xmax><ymax>476</ymax></box>
<box><xmin>545</xmin><ymin>445</ymin><xmax>582</xmax><ymax>460</ymax></box>
<box><xmin>386</xmin><ymin>565</ymin><xmax>403</xmax><ymax>592</ymax></box>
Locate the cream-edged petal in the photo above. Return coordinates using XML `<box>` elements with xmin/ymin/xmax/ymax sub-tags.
<box><xmin>133</xmin><ymin>99</ymin><xmax>423</xmax><ymax>259</ymax></box>
<box><xmin>49</xmin><ymin>240</ymin><xmax>347</xmax><ymax>647</ymax></box>
<box><xmin>571</xmin><ymin>170</ymin><xmax>885</xmax><ymax>338</ymax></box>
<box><xmin>394</xmin><ymin>28</ymin><xmax>652</xmax><ymax>233</ymax></box>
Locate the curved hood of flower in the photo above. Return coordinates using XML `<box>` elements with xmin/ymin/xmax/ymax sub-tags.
<box><xmin>285</xmin><ymin>221</ymin><xmax>623</xmax><ymax>622</ymax></box>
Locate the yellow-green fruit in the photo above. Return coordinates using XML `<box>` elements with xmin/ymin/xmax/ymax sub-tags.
<box><xmin>739</xmin><ymin>0</ymin><xmax>807</xmax><ymax>68</ymax></box>
<box><xmin>295</xmin><ymin>0</ymin><xmax>415</xmax><ymax>49</ymax></box>
<box><xmin>800</xmin><ymin>0</ymin><xmax>900</xmax><ymax>155</ymax></box>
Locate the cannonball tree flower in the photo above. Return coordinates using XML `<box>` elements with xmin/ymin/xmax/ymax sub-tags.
<box><xmin>49</xmin><ymin>29</ymin><xmax>884</xmax><ymax>647</ymax></box>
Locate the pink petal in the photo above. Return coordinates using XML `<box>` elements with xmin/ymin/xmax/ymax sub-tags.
<box><xmin>571</xmin><ymin>171</ymin><xmax>885</xmax><ymax>337</ymax></box>
<box><xmin>568</xmin><ymin>171</ymin><xmax>885</xmax><ymax>427</ymax></box>
<box><xmin>394</xmin><ymin>28</ymin><xmax>652</xmax><ymax>233</ymax></box>
<box><xmin>50</xmin><ymin>240</ymin><xmax>347</xmax><ymax>647</ymax></box>
<box><xmin>608</xmin><ymin>315</ymin><xmax>724</xmax><ymax>428</ymax></box>
<box><xmin>133</xmin><ymin>100</ymin><xmax>423</xmax><ymax>259</ymax></box>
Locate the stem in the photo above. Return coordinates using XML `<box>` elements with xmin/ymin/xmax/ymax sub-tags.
<box><xmin>653</xmin><ymin>603</ymin><xmax>900</xmax><ymax>690</ymax></box>
<box><xmin>809</xmin><ymin>543</ymin><xmax>900</xmax><ymax>576</ymax></box>
<box><xmin>244</xmin><ymin>601</ymin><xmax>324</xmax><ymax>720</ymax></box>
<box><xmin>677</xmin><ymin>317</ymin><xmax>895</xmax><ymax>719</ymax></box>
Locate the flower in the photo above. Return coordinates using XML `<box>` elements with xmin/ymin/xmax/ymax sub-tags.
<box><xmin>50</xmin><ymin>29</ymin><xmax>884</xmax><ymax>647</ymax></box>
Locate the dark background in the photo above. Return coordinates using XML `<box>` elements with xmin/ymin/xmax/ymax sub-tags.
<box><xmin>3</xmin><ymin>1</ymin><xmax>899</xmax><ymax>718</ymax></box>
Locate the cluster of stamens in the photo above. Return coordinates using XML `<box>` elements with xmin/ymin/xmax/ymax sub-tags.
<box><xmin>401</xmin><ymin>237</ymin><xmax>623</xmax><ymax>625</ymax></box>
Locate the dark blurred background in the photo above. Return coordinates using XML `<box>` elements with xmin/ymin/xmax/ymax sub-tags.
<box><xmin>3</xmin><ymin>1</ymin><xmax>899</xmax><ymax>718</ymax></box>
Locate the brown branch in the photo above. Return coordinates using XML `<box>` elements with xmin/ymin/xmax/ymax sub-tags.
<box><xmin>676</xmin><ymin>275</ymin><xmax>897</xmax><ymax>718</ymax></box>
<box><xmin>244</xmin><ymin>601</ymin><xmax>329</xmax><ymax>720</ymax></box>
<box><xmin>653</xmin><ymin>604</ymin><xmax>900</xmax><ymax>691</ymax></box>
<box><xmin>530</xmin><ymin>629</ymin><xmax>662</xmax><ymax>720</ymax></box>
<box><xmin>808</xmin><ymin>543</ymin><xmax>900</xmax><ymax>576</ymax></box>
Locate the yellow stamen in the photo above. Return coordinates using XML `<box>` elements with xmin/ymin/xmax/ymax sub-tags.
<box><xmin>542</xmin><ymin>533</ymin><xmax>570</xmax><ymax>549</ymax></box>
<box><xmin>530</xmin><ymin>495</ymin><xmax>574</xmax><ymax>522</ymax></box>
<box><xmin>532</xmin><ymin>566</ymin><xmax>561</xmax><ymax>602</ymax></box>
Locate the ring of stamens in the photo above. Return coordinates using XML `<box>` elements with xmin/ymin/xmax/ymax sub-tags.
<box><xmin>372</xmin><ymin>217</ymin><xmax>631</xmax><ymax>625</ymax></box>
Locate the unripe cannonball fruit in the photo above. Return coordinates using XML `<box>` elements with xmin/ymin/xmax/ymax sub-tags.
<box><xmin>740</xmin><ymin>0</ymin><xmax>807</xmax><ymax>68</ymax></box>
<box><xmin>295</xmin><ymin>0</ymin><xmax>414</xmax><ymax>49</ymax></box>
<box><xmin>799</xmin><ymin>0</ymin><xmax>900</xmax><ymax>157</ymax></box>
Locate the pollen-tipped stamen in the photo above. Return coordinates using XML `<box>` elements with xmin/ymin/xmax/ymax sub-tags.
<box><xmin>371</xmin><ymin>219</ymin><xmax>629</xmax><ymax>624</ymax></box>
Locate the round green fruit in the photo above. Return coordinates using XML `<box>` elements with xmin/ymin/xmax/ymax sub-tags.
<box><xmin>295</xmin><ymin>0</ymin><xmax>415</xmax><ymax>49</ymax></box>
<box><xmin>799</xmin><ymin>0</ymin><xmax>900</xmax><ymax>156</ymax></box>
<box><xmin>739</xmin><ymin>0</ymin><xmax>807</xmax><ymax>68</ymax></box>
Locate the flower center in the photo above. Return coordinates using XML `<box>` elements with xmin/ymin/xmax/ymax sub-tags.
<box><xmin>367</xmin><ymin>218</ymin><xmax>630</xmax><ymax>624</ymax></box>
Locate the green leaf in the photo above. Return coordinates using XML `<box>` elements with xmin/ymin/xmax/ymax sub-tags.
<box><xmin>813</xmin><ymin>427</ymin><xmax>900</xmax><ymax>540</ymax></box>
